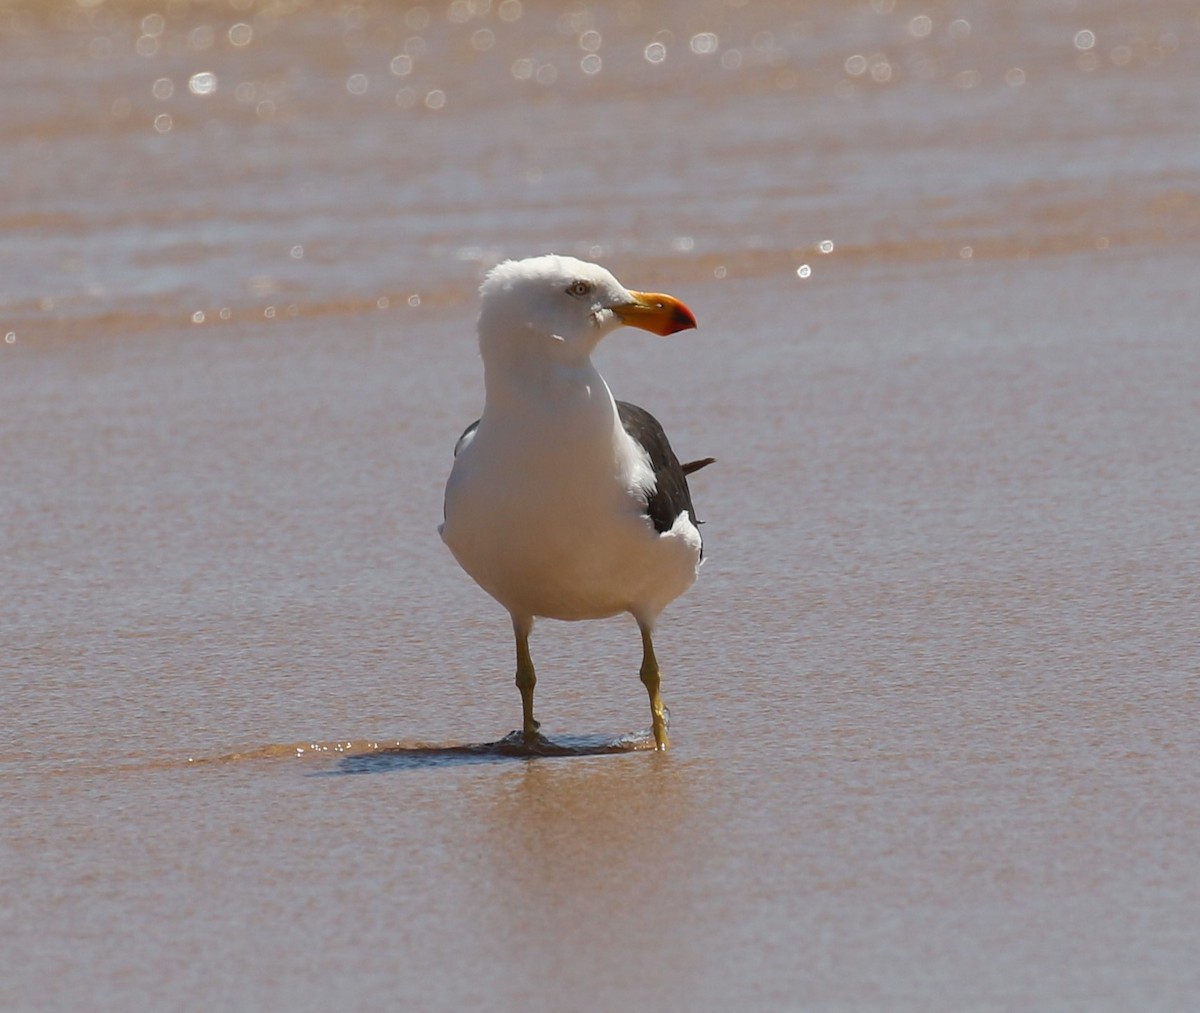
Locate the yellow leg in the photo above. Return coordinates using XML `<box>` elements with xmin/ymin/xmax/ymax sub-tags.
<box><xmin>639</xmin><ymin>624</ymin><xmax>670</xmax><ymax>751</ymax></box>
<box><xmin>513</xmin><ymin>618</ymin><xmax>539</xmax><ymax>743</ymax></box>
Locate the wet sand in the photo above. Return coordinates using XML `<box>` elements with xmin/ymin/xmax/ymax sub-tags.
<box><xmin>4</xmin><ymin>1</ymin><xmax>1200</xmax><ymax>1008</ymax></box>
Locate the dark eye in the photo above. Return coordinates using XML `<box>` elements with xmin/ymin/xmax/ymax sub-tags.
<box><xmin>566</xmin><ymin>280</ymin><xmax>592</xmax><ymax>298</ymax></box>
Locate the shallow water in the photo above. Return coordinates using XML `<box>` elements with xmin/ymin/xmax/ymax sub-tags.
<box><xmin>4</xmin><ymin>1</ymin><xmax>1200</xmax><ymax>1009</ymax></box>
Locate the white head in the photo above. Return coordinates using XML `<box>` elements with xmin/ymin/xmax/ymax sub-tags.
<box><xmin>477</xmin><ymin>255</ymin><xmax>696</xmax><ymax>367</ymax></box>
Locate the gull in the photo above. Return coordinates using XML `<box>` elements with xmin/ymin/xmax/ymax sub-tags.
<box><xmin>440</xmin><ymin>255</ymin><xmax>711</xmax><ymax>750</ymax></box>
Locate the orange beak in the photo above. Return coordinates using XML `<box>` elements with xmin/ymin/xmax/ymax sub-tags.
<box><xmin>613</xmin><ymin>290</ymin><xmax>698</xmax><ymax>336</ymax></box>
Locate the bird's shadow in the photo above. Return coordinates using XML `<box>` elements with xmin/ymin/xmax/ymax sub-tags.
<box><xmin>324</xmin><ymin>729</ymin><xmax>657</xmax><ymax>775</ymax></box>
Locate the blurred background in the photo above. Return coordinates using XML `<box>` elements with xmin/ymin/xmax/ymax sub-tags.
<box><xmin>4</xmin><ymin>1</ymin><xmax>1200</xmax><ymax>1009</ymax></box>
<box><xmin>5</xmin><ymin>0</ymin><xmax>1197</xmax><ymax>328</ymax></box>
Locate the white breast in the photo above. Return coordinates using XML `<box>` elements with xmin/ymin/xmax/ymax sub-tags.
<box><xmin>440</xmin><ymin>368</ymin><xmax>701</xmax><ymax>623</ymax></box>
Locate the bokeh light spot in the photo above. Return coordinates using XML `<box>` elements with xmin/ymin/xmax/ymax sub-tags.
<box><xmin>948</xmin><ymin>19</ymin><xmax>971</xmax><ymax>40</ymax></box>
<box><xmin>189</xmin><ymin>25</ymin><xmax>215</xmax><ymax>51</ymax></box>
<box><xmin>189</xmin><ymin>72</ymin><xmax>217</xmax><ymax>95</ymax></box>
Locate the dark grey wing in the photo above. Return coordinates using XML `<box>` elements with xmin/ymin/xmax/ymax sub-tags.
<box><xmin>616</xmin><ymin>400</ymin><xmax>706</xmax><ymax>539</ymax></box>
<box><xmin>453</xmin><ymin>418</ymin><xmax>480</xmax><ymax>457</ymax></box>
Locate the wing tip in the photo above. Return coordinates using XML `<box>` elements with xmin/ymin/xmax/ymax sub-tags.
<box><xmin>681</xmin><ymin>457</ymin><xmax>716</xmax><ymax>476</ymax></box>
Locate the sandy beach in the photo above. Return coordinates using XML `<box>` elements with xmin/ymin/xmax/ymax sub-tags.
<box><xmin>4</xmin><ymin>1</ymin><xmax>1200</xmax><ymax>1008</ymax></box>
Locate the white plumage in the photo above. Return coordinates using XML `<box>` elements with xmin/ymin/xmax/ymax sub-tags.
<box><xmin>439</xmin><ymin>255</ymin><xmax>709</xmax><ymax>750</ymax></box>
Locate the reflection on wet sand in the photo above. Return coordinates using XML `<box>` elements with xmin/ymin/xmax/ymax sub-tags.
<box><xmin>466</xmin><ymin>752</ymin><xmax>713</xmax><ymax>1003</ymax></box>
<box><xmin>140</xmin><ymin>731</ymin><xmax>660</xmax><ymax>774</ymax></box>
